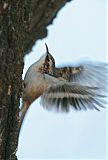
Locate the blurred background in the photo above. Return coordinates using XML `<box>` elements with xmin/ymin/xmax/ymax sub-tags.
<box><xmin>17</xmin><ymin>0</ymin><xmax>107</xmax><ymax>159</ymax></box>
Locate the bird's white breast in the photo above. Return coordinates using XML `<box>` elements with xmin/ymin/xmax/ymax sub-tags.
<box><xmin>23</xmin><ymin>65</ymin><xmax>48</xmax><ymax>102</ymax></box>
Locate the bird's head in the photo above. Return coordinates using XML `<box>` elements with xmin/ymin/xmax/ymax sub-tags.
<box><xmin>35</xmin><ymin>43</ymin><xmax>55</xmax><ymax>73</ymax></box>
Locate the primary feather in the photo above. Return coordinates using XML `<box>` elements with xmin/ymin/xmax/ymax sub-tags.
<box><xmin>41</xmin><ymin>81</ymin><xmax>106</xmax><ymax>112</ymax></box>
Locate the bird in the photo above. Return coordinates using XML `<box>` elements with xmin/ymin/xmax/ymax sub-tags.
<box><xmin>19</xmin><ymin>43</ymin><xmax>108</xmax><ymax>131</ymax></box>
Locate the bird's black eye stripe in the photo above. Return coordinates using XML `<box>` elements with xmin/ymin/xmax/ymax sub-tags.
<box><xmin>46</xmin><ymin>55</ymin><xmax>50</xmax><ymax>63</ymax></box>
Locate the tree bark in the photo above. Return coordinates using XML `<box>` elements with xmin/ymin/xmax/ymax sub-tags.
<box><xmin>0</xmin><ymin>0</ymin><xmax>72</xmax><ymax>159</ymax></box>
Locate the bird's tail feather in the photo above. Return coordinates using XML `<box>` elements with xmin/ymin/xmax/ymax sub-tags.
<box><xmin>18</xmin><ymin>100</ymin><xmax>29</xmax><ymax>136</ymax></box>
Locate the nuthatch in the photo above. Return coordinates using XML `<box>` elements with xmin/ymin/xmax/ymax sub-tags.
<box><xmin>19</xmin><ymin>44</ymin><xmax>108</xmax><ymax>130</ymax></box>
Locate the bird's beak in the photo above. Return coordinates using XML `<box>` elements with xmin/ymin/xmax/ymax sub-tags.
<box><xmin>45</xmin><ymin>43</ymin><xmax>50</xmax><ymax>55</ymax></box>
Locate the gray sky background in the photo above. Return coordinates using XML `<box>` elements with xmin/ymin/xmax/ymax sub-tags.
<box><xmin>17</xmin><ymin>0</ymin><xmax>107</xmax><ymax>159</ymax></box>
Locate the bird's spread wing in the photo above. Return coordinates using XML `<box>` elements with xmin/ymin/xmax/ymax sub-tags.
<box><xmin>41</xmin><ymin>82</ymin><xmax>106</xmax><ymax>112</ymax></box>
<box><xmin>54</xmin><ymin>61</ymin><xmax>108</xmax><ymax>89</ymax></box>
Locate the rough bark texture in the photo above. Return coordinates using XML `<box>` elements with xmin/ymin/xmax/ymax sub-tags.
<box><xmin>0</xmin><ymin>0</ymin><xmax>72</xmax><ymax>159</ymax></box>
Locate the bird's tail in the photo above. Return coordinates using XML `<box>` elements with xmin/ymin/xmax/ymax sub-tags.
<box><xmin>18</xmin><ymin>100</ymin><xmax>30</xmax><ymax>136</ymax></box>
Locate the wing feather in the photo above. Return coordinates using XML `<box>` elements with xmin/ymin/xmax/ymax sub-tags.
<box><xmin>55</xmin><ymin>61</ymin><xmax>108</xmax><ymax>90</ymax></box>
<box><xmin>41</xmin><ymin>83</ymin><xmax>107</xmax><ymax>112</ymax></box>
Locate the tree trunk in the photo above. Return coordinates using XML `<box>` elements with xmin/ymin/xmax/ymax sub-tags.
<box><xmin>0</xmin><ymin>0</ymin><xmax>72</xmax><ymax>159</ymax></box>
